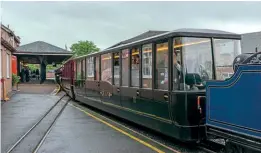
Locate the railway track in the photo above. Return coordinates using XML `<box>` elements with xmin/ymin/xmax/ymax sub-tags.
<box><xmin>197</xmin><ymin>139</ymin><xmax>225</xmax><ymax>153</ymax></box>
<box><xmin>6</xmin><ymin>94</ymin><xmax>71</xmax><ymax>153</ymax></box>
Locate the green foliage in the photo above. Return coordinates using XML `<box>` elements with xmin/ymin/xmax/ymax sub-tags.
<box><xmin>27</xmin><ymin>64</ymin><xmax>61</xmax><ymax>72</ymax></box>
<box><xmin>27</xmin><ymin>64</ymin><xmax>39</xmax><ymax>71</ymax></box>
<box><xmin>46</xmin><ymin>64</ymin><xmax>61</xmax><ymax>71</ymax></box>
<box><xmin>70</xmin><ymin>40</ymin><xmax>100</xmax><ymax>57</ymax></box>
<box><xmin>12</xmin><ymin>73</ymin><xmax>20</xmax><ymax>86</ymax></box>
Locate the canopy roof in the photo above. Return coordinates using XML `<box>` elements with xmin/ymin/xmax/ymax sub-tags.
<box><xmin>14</xmin><ymin>41</ymin><xmax>72</xmax><ymax>64</ymax></box>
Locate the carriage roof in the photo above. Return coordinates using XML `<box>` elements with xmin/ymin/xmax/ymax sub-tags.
<box><xmin>72</xmin><ymin>28</ymin><xmax>241</xmax><ymax>61</ymax></box>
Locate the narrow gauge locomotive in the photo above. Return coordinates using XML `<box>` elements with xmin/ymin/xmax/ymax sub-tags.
<box><xmin>56</xmin><ymin>29</ymin><xmax>260</xmax><ymax>152</ymax></box>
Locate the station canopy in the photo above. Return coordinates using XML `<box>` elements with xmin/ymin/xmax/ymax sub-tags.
<box><xmin>14</xmin><ymin>41</ymin><xmax>72</xmax><ymax>65</ymax></box>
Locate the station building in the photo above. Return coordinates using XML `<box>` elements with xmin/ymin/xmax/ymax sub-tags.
<box><xmin>241</xmin><ymin>31</ymin><xmax>261</xmax><ymax>53</ymax></box>
<box><xmin>1</xmin><ymin>24</ymin><xmax>20</xmax><ymax>100</ymax></box>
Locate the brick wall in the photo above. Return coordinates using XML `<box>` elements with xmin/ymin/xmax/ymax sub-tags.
<box><xmin>1</xmin><ymin>25</ymin><xmax>20</xmax><ymax>100</ymax></box>
<box><xmin>1</xmin><ymin>46</ymin><xmax>12</xmax><ymax>100</ymax></box>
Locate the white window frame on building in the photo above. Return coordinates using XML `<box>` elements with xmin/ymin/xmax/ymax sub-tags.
<box><xmin>6</xmin><ymin>53</ymin><xmax>10</xmax><ymax>78</ymax></box>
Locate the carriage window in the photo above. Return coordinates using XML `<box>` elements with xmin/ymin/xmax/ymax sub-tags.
<box><xmin>101</xmin><ymin>53</ymin><xmax>112</xmax><ymax>83</ymax></box>
<box><xmin>214</xmin><ymin>39</ymin><xmax>241</xmax><ymax>80</ymax></box>
<box><xmin>121</xmin><ymin>49</ymin><xmax>129</xmax><ymax>86</ymax></box>
<box><xmin>76</xmin><ymin>60</ymin><xmax>81</xmax><ymax>80</ymax></box>
<box><xmin>113</xmin><ymin>52</ymin><xmax>120</xmax><ymax>85</ymax></box>
<box><xmin>75</xmin><ymin>60</ymin><xmax>82</xmax><ymax>87</ymax></box>
<box><xmin>175</xmin><ymin>37</ymin><xmax>212</xmax><ymax>91</ymax></box>
<box><xmin>142</xmin><ymin>44</ymin><xmax>152</xmax><ymax>88</ymax></box>
<box><xmin>173</xmin><ymin>38</ymin><xmax>182</xmax><ymax>91</ymax></box>
<box><xmin>131</xmin><ymin>48</ymin><xmax>140</xmax><ymax>87</ymax></box>
<box><xmin>87</xmin><ymin>57</ymin><xmax>94</xmax><ymax>80</ymax></box>
<box><xmin>82</xmin><ymin>58</ymin><xmax>86</xmax><ymax>80</ymax></box>
<box><xmin>95</xmin><ymin>56</ymin><xmax>100</xmax><ymax>80</ymax></box>
<box><xmin>74</xmin><ymin>61</ymin><xmax>77</xmax><ymax>80</ymax></box>
<box><xmin>155</xmin><ymin>42</ymin><xmax>168</xmax><ymax>90</ymax></box>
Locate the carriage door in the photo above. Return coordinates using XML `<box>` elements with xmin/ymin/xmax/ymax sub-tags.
<box><xmin>111</xmin><ymin>52</ymin><xmax>121</xmax><ymax>106</ymax></box>
<box><xmin>120</xmin><ymin>48</ymin><xmax>140</xmax><ymax>111</ymax></box>
<box><xmin>85</xmin><ymin>56</ymin><xmax>101</xmax><ymax>102</ymax></box>
<box><xmin>74</xmin><ymin>59</ymin><xmax>83</xmax><ymax>96</ymax></box>
<box><xmin>152</xmin><ymin>41</ymin><xmax>171</xmax><ymax>121</ymax></box>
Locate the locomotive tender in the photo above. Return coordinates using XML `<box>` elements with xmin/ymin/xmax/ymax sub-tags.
<box><xmin>56</xmin><ymin>29</ymin><xmax>261</xmax><ymax>152</ymax></box>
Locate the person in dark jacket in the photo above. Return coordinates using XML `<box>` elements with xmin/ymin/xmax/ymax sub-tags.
<box><xmin>36</xmin><ymin>69</ymin><xmax>40</xmax><ymax>80</ymax></box>
<box><xmin>20</xmin><ymin>68</ymin><xmax>25</xmax><ymax>82</ymax></box>
<box><xmin>25</xmin><ymin>67</ymin><xmax>29</xmax><ymax>82</ymax></box>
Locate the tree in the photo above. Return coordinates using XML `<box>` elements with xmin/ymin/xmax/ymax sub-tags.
<box><xmin>27</xmin><ymin>64</ymin><xmax>39</xmax><ymax>71</ymax></box>
<box><xmin>70</xmin><ymin>40</ymin><xmax>100</xmax><ymax>57</ymax></box>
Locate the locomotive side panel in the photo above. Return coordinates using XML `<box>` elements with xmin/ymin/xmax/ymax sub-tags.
<box><xmin>206</xmin><ymin>64</ymin><xmax>261</xmax><ymax>151</ymax></box>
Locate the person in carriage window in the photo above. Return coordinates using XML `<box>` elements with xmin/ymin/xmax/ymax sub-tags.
<box><xmin>131</xmin><ymin>54</ymin><xmax>140</xmax><ymax>87</ymax></box>
<box><xmin>173</xmin><ymin>49</ymin><xmax>184</xmax><ymax>90</ymax></box>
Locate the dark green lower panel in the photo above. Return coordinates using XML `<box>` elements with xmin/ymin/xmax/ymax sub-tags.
<box><xmin>75</xmin><ymin>95</ymin><xmax>202</xmax><ymax>142</ymax></box>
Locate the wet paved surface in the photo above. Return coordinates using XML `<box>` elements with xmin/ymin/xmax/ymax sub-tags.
<box><xmin>1</xmin><ymin>83</ymin><xmax>59</xmax><ymax>153</ymax></box>
<box><xmin>1</xmin><ymin>84</ymin><xmax>167</xmax><ymax>153</ymax></box>
<box><xmin>37</xmin><ymin>103</ymin><xmax>155</xmax><ymax>153</ymax></box>
<box><xmin>17</xmin><ymin>84</ymin><xmax>56</xmax><ymax>94</ymax></box>
<box><xmin>10</xmin><ymin>96</ymin><xmax>70</xmax><ymax>153</ymax></box>
<box><xmin>1</xmin><ymin>94</ymin><xmax>62</xmax><ymax>153</ymax></box>
<box><xmin>1</xmin><ymin>82</ymin><xmax>206</xmax><ymax>153</ymax></box>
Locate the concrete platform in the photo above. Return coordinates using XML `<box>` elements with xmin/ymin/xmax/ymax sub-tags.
<box><xmin>16</xmin><ymin>83</ymin><xmax>57</xmax><ymax>95</ymax></box>
<box><xmin>37</xmin><ymin>103</ymin><xmax>156</xmax><ymax>153</ymax></box>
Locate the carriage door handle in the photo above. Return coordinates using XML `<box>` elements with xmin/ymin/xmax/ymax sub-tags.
<box><xmin>117</xmin><ymin>88</ymin><xmax>120</xmax><ymax>93</ymax></box>
<box><xmin>136</xmin><ymin>90</ymin><xmax>139</xmax><ymax>96</ymax></box>
<box><xmin>164</xmin><ymin>94</ymin><xmax>168</xmax><ymax>101</ymax></box>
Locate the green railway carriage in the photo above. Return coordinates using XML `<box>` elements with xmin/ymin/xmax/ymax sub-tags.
<box><xmin>59</xmin><ymin>29</ymin><xmax>242</xmax><ymax>142</ymax></box>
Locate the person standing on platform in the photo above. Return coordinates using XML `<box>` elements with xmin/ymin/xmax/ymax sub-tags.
<box><xmin>25</xmin><ymin>67</ymin><xmax>29</xmax><ymax>82</ymax></box>
<box><xmin>36</xmin><ymin>69</ymin><xmax>40</xmax><ymax>80</ymax></box>
<box><xmin>20</xmin><ymin>67</ymin><xmax>25</xmax><ymax>82</ymax></box>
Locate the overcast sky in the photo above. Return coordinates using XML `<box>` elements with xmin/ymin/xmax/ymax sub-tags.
<box><xmin>2</xmin><ymin>1</ymin><xmax>261</xmax><ymax>50</ymax></box>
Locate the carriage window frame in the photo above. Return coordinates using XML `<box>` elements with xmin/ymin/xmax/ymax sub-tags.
<box><xmin>74</xmin><ymin>62</ymin><xmax>76</xmax><ymax>83</ymax></box>
<box><xmin>95</xmin><ymin>56</ymin><xmax>100</xmax><ymax>81</ymax></box>
<box><xmin>86</xmin><ymin>57</ymin><xmax>95</xmax><ymax>80</ymax></box>
<box><xmin>130</xmin><ymin>47</ymin><xmax>140</xmax><ymax>87</ymax></box>
<box><xmin>154</xmin><ymin>41</ymin><xmax>169</xmax><ymax>91</ymax></box>
<box><xmin>121</xmin><ymin>49</ymin><xmax>130</xmax><ymax>87</ymax></box>
<box><xmin>101</xmin><ymin>53</ymin><xmax>112</xmax><ymax>84</ymax></box>
<box><xmin>212</xmin><ymin>38</ymin><xmax>242</xmax><ymax>81</ymax></box>
<box><xmin>113</xmin><ymin>52</ymin><xmax>120</xmax><ymax>86</ymax></box>
<box><xmin>172</xmin><ymin>36</ymin><xmax>214</xmax><ymax>91</ymax></box>
<box><xmin>82</xmin><ymin>58</ymin><xmax>86</xmax><ymax>80</ymax></box>
<box><xmin>76</xmin><ymin>59</ymin><xmax>82</xmax><ymax>80</ymax></box>
<box><xmin>75</xmin><ymin>59</ymin><xmax>82</xmax><ymax>87</ymax></box>
<box><xmin>141</xmin><ymin>43</ymin><xmax>153</xmax><ymax>89</ymax></box>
